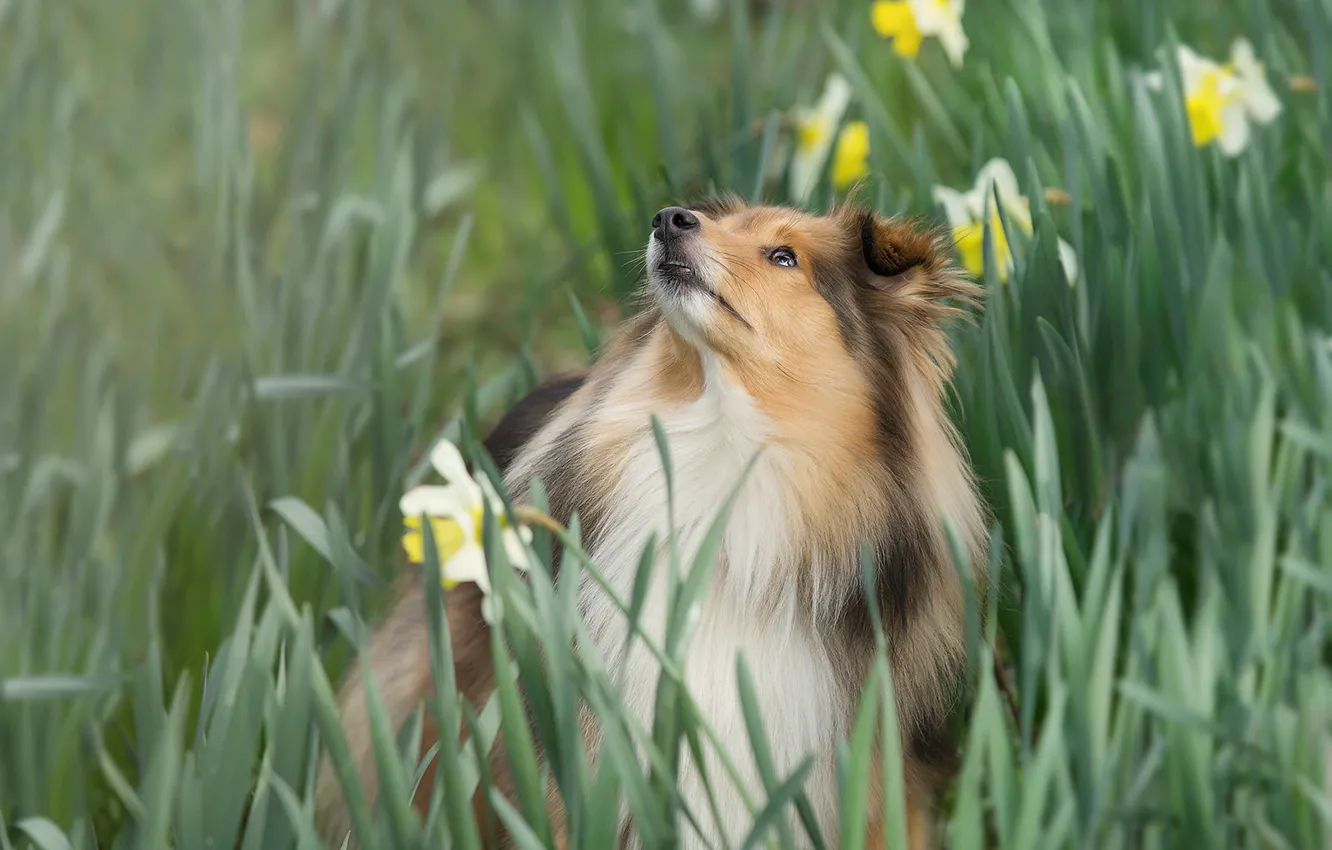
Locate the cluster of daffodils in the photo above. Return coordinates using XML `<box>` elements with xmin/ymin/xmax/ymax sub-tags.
<box><xmin>788</xmin><ymin>74</ymin><xmax>870</xmax><ymax>202</ymax></box>
<box><xmin>787</xmin><ymin>0</ymin><xmax>1292</xmax><ymax>205</ymax></box>
<box><xmin>786</xmin><ymin>1</ymin><xmax>968</xmax><ymax>199</ymax></box>
<box><xmin>870</xmin><ymin>0</ymin><xmax>968</xmax><ymax>69</ymax></box>
<box><xmin>1144</xmin><ymin>38</ymin><xmax>1282</xmax><ymax>157</ymax></box>
<box><xmin>789</xmin><ymin>75</ymin><xmax>1079</xmax><ymax>283</ymax></box>
<box><xmin>400</xmin><ymin>438</ymin><xmax>536</xmax><ymax>621</ymax></box>
<box><xmin>932</xmin><ymin>158</ymin><xmax>1078</xmax><ymax>285</ymax></box>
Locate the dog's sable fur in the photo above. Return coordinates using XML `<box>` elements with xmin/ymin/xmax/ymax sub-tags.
<box><xmin>315</xmin><ymin>198</ymin><xmax>989</xmax><ymax>850</ymax></box>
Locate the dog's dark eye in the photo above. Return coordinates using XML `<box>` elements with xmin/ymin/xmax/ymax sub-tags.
<box><xmin>768</xmin><ymin>247</ymin><xmax>798</xmax><ymax>268</ymax></box>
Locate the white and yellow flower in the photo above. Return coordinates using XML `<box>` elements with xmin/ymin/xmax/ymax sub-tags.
<box><xmin>871</xmin><ymin>0</ymin><xmax>968</xmax><ymax>69</ymax></box>
<box><xmin>790</xmin><ymin>73</ymin><xmax>863</xmax><ymax>201</ymax></box>
<box><xmin>1144</xmin><ymin>38</ymin><xmax>1282</xmax><ymax>156</ymax></box>
<box><xmin>933</xmin><ymin>158</ymin><xmax>1078</xmax><ymax>284</ymax></box>
<box><xmin>400</xmin><ymin>439</ymin><xmax>533</xmax><ymax>602</ymax></box>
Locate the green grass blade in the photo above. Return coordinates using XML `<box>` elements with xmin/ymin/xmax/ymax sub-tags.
<box><xmin>13</xmin><ymin>819</ymin><xmax>72</xmax><ymax>850</ymax></box>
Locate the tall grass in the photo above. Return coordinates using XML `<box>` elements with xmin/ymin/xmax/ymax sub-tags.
<box><xmin>2</xmin><ymin>0</ymin><xmax>1331</xmax><ymax>847</ymax></box>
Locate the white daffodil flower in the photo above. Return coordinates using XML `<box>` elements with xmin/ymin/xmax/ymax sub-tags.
<box><xmin>871</xmin><ymin>0</ymin><xmax>968</xmax><ymax>69</ymax></box>
<box><xmin>932</xmin><ymin>158</ymin><xmax>1078</xmax><ymax>284</ymax></box>
<box><xmin>789</xmin><ymin>73</ymin><xmax>854</xmax><ymax>203</ymax></box>
<box><xmin>399</xmin><ymin>439</ymin><xmax>533</xmax><ymax>609</ymax></box>
<box><xmin>1143</xmin><ymin>38</ymin><xmax>1282</xmax><ymax>156</ymax></box>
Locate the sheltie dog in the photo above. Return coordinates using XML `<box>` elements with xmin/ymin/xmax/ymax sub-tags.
<box><xmin>315</xmin><ymin>197</ymin><xmax>990</xmax><ymax>849</ymax></box>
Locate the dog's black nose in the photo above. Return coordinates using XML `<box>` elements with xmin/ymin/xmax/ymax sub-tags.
<box><xmin>652</xmin><ymin>206</ymin><xmax>699</xmax><ymax>239</ymax></box>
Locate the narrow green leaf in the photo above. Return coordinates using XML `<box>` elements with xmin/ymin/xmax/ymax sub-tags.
<box><xmin>360</xmin><ymin>657</ymin><xmax>423</xmax><ymax>848</ymax></box>
<box><xmin>252</xmin><ymin>374</ymin><xmax>371</xmax><ymax>399</ymax></box>
<box><xmin>0</xmin><ymin>674</ymin><xmax>120</xmax><ymax>701</ymax></box>
<box><xmin>876</xmin><ymin>658</ymin><xmax>909</xmax><ymax>850</ymax></box>
<box><xmin>13</xmin><ymin>819</ymin><xmax>72</xmax><ymax>850</ymax></box>
<box><xmin>310</xmin><ymin>660</ymin><xmax>380</xmax><ymax>850</ymax></box>
<box><xmin>141</xmin><ymin>679</ymin><xmax>190</xmax><ymax>850</ymax></box>
<box><xmin>488</xmin><ymin>793</ymin><xmax>551</xmax><ymax>850</ymax></box>
<box><xmin>736</xmin><ymin>657</ymin><xmax>802</xmax><ymax>850</ymax></box>
<box><xmin>737</xmin><ymin>757</ymin><xmax>817</xmax><ymax>850</ymax></box>
<box><xmin>838</xmin><ymin>664</ymin><xmax>881</xmax><ymax>850</ymax></box>
<box><xmin>568</xmin><ymin>290</ymin><xmax>602</xmax><ymax>358</ymax></box>
<box><xmin>269</xmin><ymin>496</ymin><xmax>333</xmax><ymax>562</ymax></box>
<box><xmin>269</xmin><ymin>771</ymin><xmax>332</xmax><ymax>850</ymax></box>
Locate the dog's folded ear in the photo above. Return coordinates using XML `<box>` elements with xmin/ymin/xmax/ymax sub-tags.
<box><xmin>850</xmin><ymin>207</ymin><xmax>943</xmax><ymax>287</ymax></box>
<box><xmin>837</xmin><ymin>205</ymin><xmax>982</xmax><ymax>319</ymax></box>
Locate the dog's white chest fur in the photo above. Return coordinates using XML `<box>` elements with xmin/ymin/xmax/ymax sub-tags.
<box><xmin>579</xmin><ymin>369</ymin><xmax>847</xmax><ymax>849</ymax></box>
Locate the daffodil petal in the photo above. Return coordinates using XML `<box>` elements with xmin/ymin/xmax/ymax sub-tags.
<box><xmin>937</xmin><ymin>21</ymin><xmax>969</xmax><ymax>68</ymax></box>
<box><xmin>1240</xmin><ymin>77</ymin><xmax>1282</xmax><ymax>123</ymax></box>
<box><xmin>1216</xmin><ymin>101</ymin><xmax>1251</xmax><ymax>156</ymax></box>
<box><xmin>789</xmin><ymin>74</ymin><xmax>853</xmax><ymax>203</ymax></box>
<box><xmin>1142</xmin><ymin>71</ymin><xmax>1165</xmax><ymax>92</ymax></box>
<box><xmin>973</xmin><ymin>158</ymin><xmax>1023</xmax><ymax>213</ymax></box>
<box><xmin>1175</xmin><ymin>44</ymin><xmax>1217</xmax><ymax>95</ymax></box>
<box><xmin>907</xmin><ymin>0</ymin><xmax>944</xmax><ymax>34</ymax></box>
<box><xmin>909</xmin><ymin>0</ymin><xmax>967</xmax><ymax>67</ymax></box>
<box><xmin>476</xmin><ymin>475</ymin><xmax>512</xmax><ymax>521</ymax></box>
<box><xmin>428</xmin><ymin>439</ymin><xmax>469</xmax><ymax>479</ymax></box>
<box><xmin>1230</xmin><ymin>41</ymin><xmax>1282</xmax><ymax>123</ymax></box>
<box><xmin>815</xmin><ymin>73</ymin><xmax>853</xmax><ymax>124</ymax></box>
<box><xmin>790</xmin><ymin>144</ymin><xmax>823</xmax><ymax>203</ymax></box>
<box><xmin>442</xmin><ymin>544</ymin><xmax>491</xmax><ymax>594</ymax></box>
<box><xmin>1228</xmin><ymin>38</ymin><xmax>1257</xmax><ymax>71</ymax></box>
<box><xmin>400</xmin><ymin>484</ymin><xmax>471</xmax><ymax>519</ymax></box>
<box><xmin>959</xmin><ymin>182</ymin><xmax>991</xmax><ymax>221</ymax></box>
<box><xmin>428</xmin><ymin>440</ymin><xmax>483</xmax><ymax>499</ymax></box>
<box><xmin>932</xmin><ymin>186</ymin><xmax>972</xmax><ymax>229</ymax></box>
<box><xmin>1001</xmin><ymin>201</ymin><xmax>1034</xmax><ymax>237</ymax></box>
<box><xmin>502</xmin><ymin>530</ymin><xmax>536</xmax><ymax>574</ymax></box>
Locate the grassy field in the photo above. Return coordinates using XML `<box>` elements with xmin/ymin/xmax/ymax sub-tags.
<box><xmin>3</xmin><ymin>0</ymin><xmax>1332</xmax><ymax>847</ymax></box>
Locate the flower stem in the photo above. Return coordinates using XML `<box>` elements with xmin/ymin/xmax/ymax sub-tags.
<box><xmin>512</xmin><ymin>505</ymin><xmax>564</xmax><ymax>534</ymax></box>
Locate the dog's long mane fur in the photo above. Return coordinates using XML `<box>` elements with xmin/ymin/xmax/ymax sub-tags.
<box><xmin>315</xmin><ymin>197</ymin><xmax>989</xmax><ymax>850</ymax></box>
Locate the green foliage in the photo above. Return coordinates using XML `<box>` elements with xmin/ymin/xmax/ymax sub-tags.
<box><xmin>2</xmin><ymin>0</ymin><xmax>1331</xmax><ymax>847</ymax></box>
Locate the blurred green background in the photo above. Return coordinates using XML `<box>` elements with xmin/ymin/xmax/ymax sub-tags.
<box><xmin>3</xmin><ymin>0</ymin><xmax>1332</xmax><ymax>847</ymax></box>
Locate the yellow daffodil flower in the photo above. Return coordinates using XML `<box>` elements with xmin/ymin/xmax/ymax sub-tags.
<box><xmin>1144</xmin><ymin>39</ymin><xmax>1281</xmax><ymax>156</ymax></box>
<box><xmin>933</xmin><ymin>158</ymin><xmax>1078</xmax><ymax>284</ymax></box>
<box><xmin>399</xmin><ymin>439</ymin><xmax>533</xmax><ymax>605</ymax></box>
<box><xmin>871</xmin><ymin>0</ymin><xmax>968</xmax><ymax>69</ymax></box>
<box><xmin>831</xmin><ymin>121</ymin><xmax>871</xmax><ymax>190</ymax></box>
<box><xmin>789</xmin><ymin>73</ymin><xmax>854</xmax><ymax>202</ymax></box>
